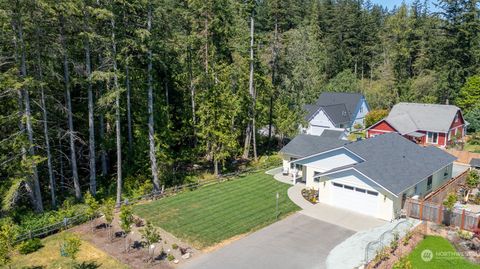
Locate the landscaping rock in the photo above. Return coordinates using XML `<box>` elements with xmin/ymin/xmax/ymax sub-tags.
<box><xmin>182</xmin><ymin>253</ymin><xmax>191</xmax><ymax>259</ymax></box>
<box><xmin>173</xmin><ymin>259</ymin><xmax>179</xmax><ymax>264</ymax></box>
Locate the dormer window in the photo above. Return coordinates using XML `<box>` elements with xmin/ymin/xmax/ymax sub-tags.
<box><xmin>342</xmin><ymin>111</ymin><xmax>347</xmax><ymax>117</ymax></box>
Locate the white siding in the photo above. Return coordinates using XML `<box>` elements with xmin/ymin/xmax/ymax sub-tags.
<box><xmin>306</xmin><ymin>109</ymin><xmax>335</xmax><ymax>136</ymax></box>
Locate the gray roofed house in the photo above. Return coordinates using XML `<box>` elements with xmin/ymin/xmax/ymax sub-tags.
<box><xmin>289</xmin><ymin>133</ymin><xmax>456</xmax><ymax>221</ymax></box>
<box><xmin>387</xmin><ymin>103</ymin><xmax>461</xmax><ymax>134</ymax></box>
<box><xmin>367</xmin><ymin>102</ymin><xmax>467</xmax><ymax>148</ymax></box>
<box><xmin>302</xmin><ymin>92</ymin><xmax>369</xmax><ymax>136</ymax></box>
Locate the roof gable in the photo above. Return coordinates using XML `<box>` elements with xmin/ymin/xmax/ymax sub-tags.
<box><xmin>303</xmin><ymin>92</ymin><xmax>364</xmax><ymax>126</ymax></box>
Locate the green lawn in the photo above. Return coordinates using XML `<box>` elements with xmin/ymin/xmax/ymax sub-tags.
<box><xmin>407</xmin><ymin>236</ymin><xmax>480</xmax><ymax>269</ymax></box>
<box><xmin>8</xmin><ymin>232</ymin><xmax>129</xmax><ymax>269</ymax></box>
<box><xmin>133</xmin><ymin>171</ymin><xmax>300</xmax><ymax>248</ymax></box>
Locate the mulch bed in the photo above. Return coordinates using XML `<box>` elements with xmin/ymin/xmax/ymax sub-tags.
<box><xmin>366</xmin><ymin>224</ymin><xmax>425</xmax><ymax>269</ymax></box>
<box><xmin>71</xmin><ymin>215</ymin><xmax>197</xmax><ymax>269</ymax></box>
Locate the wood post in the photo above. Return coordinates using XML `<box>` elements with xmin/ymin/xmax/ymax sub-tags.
<box><xmin>419</xmin><ymin>201</ymin><xmax>424</xmax><ymax>220</ymax></box>
<box><xmin>461</xmin><ymin>209</ymin><xmax>466</xmax><ymax>230</ymax></box>
<box><xmin>438</xmin><ymin>205</ymin><xmax>443</xmax><ymax>224</ymax></box>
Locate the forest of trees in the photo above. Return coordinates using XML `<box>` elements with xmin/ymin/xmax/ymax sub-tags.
<box><xmin>1</xmin><ymin>0</ymin><xmax>480</xmax><ymax>216</ymax></box>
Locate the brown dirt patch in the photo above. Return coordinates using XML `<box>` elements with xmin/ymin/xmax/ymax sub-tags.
<box><xmin>71</xmin><ymin>214</ymin><xmax>198</xmax><ymax>269</ymax></box>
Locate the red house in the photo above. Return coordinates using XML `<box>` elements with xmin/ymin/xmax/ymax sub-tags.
<box><xmin>366</xmin><ymin>103</ymin><xmax>467</xmax><ymax>147</ymax></box>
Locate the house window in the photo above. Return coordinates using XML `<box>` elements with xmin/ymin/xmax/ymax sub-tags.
<box><xmin>355</xmin><ymin>187</ymin><xmax>366</xmax><ymax>193</ymax></box>
<box><xmin>344</xmin><ymin>185</ymin><xmax>354</xmax><ymax>190</ymax></box>
<box><xmin>333</xmin><ymin>183</ymin><xmax>343</xmax><ymax>188</ymax></box>
<box><xmin>427</xmin><ymin>132</ymin><xmax>438</xmax><ymax>144</ymax></box>
<box><xmin>443</xmin><ymin>167</ymin><xmax>449</xmax><ymax>178</ymax></box>
<box><xmin>367</xmin><ymin>190</ymin><xmax>378</xmax><ymax>196</ymax></box>
<box><xmin>427</xmin><ymin>176</ymin><xmax>433</xmax><ymax>191</ymax></box>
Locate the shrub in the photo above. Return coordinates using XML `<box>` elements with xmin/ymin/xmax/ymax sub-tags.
<box><xmin>61</xmin><ymin>234</ymin><xmax>81</xmax><ymax>260</ymax></box>
<box><xmin>393</xmin><ymin>256</ymin><xmax>412</xmax><ymax>269</ymax></box>
<box><xmin>73</xmin><ymin>261</ymin><xmax>100</xmax><ymax>269</ymax></box>
<box><xmin>403</xmin><ymin>231</ymin><xmax>413</xmax><ymax>246</ymax></box>
<box><xmin>457</xmin><ymin>230</ymin><xmax>473</xmax><ymax>240</ymax></box>
<box><xmin>365</xmin><ymin>109</ymin><xmax>389</xmax><ymax>128</ymax></box>
<box><xmin>171</xmin><ymin>243</ymin><xmax>178</xmax><ymax>250</ymax></box>
<box><xmin>18</xmin><ymin>238</ymin><xmax>43</xmax><ymax>254</ymax></box>
<box><xmin>167</xmin><ymin>254</ymin><xmax>175</xmax><ymax>261</ymax></box>
<box><xmin>390</xmin><ymin>240</ymin><xmax>398</xmax><ymax>253</ymax></box>
<box><xmin>140</xmin><ymin>222</ymin><xmax>161</xmax><ymax>246</ymax></box>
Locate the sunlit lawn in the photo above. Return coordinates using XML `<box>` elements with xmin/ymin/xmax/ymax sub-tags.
<box><xmin>8</xmin><ymin>232</ymin><xmax>129</xmax><ymax>269</ymax></box>
<box><xmin>407</xmin><ymin>235</ymin><xmax>480</xmax><ymax>269</ymax></box>
<box><xmin>133</xmin><ymin>171</ymin><xmax>299</xmax><ymax>249</ymax></box>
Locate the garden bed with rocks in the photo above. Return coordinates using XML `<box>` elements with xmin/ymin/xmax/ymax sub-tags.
<box><xmin>72</xmin><ymin>213</ymin><xmax>197</xmax><ymax>269</ymax></box>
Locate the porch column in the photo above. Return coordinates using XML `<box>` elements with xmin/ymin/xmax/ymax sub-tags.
<box><xmin>292</xmin><ymin>167</ymin><xmax>297</xmax><ymax>185</ymax></box>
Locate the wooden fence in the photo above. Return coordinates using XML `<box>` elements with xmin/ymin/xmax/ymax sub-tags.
<box><xmin>423</xmin><ymin>169</ymin><xmax>469</xmax><ymax>204</ymax></box>
<box><xmin>14</xmin><ymin>166</ymin><xmax>264</xmax><ymax>243</ymax></box>
<box><xmin>405</xmin><ymin>198</ymin><xmax>479</xmax><ymax>232</ymax></box>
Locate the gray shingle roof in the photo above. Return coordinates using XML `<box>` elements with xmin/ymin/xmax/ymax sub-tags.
<box><xmin>320</xmin><ymin>129</ymin><xmax>346</xmax><ymax>139</ymax></box>
<box><xmin>385</xmin><ymin>103</ymin><xmax>461</xmax><ymax>134</ymax></box>
<box><xmin>471</xmin><ymin>158</ymin><xmax>480</xmax><ymax>168</ymax></box>
<box><xmin>342</xmin><ymin>133</ymin><xmax>457</xmax><ymax>195</ymax></box>
<box><xmin>303</xmin><ymin>92</ymin><xmax>364</xmax><ymax>125</ymax></box>
<box><xmin>279</xmin><ymin>134</ymin><xmax>349</xmax><ymax>158</ymax></box>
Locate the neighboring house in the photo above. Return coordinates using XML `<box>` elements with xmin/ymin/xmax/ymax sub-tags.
<box><xmin>366</xmin><ymin>103</ymin><xmax>467</xmax><ymax>147</ymax></box>
<box><xmin>279</xmin><ymin>133</ymin><xmax>349</xmax><ymax>175</ymax></box>
<box><xmin>302</xmin><ymin>92</ymin><xmax>369</xmax><ymax>136</ymax></box>
<box><xmin>291</xmin><ymin>133</ymin><xmax>456</xmax><ymax>221</ymax></box>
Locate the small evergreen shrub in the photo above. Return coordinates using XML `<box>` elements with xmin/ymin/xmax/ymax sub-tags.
<box><xmin>18</xmin><ymin>238</ymin><xmax>43</xmax><ymax>254</ymax></box>
<box><xmin>167</xmin><ymin>254</ymin><xmax>175</xmax><ymax>261</ymax></box>
<box><xmin>172</xmin><ymin>243</ymin><xmax>178</xmax><ymax>250</ymax></box>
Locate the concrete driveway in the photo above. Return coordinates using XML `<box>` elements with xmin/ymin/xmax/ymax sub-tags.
<box><xmin>180</xmin><ymin>213</ymin><xmax>355</xmax><ymax>269</ymax></box>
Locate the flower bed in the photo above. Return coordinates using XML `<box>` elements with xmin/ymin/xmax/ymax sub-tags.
<box><xmin>301</xmin><ymin>188</ymin><xmax>318</xmax><ymax>204</ymax></box>
<box><xmin>366</xmin><ymin>225</ymin><xmax>424</xmax><ymax>268</ymax></box>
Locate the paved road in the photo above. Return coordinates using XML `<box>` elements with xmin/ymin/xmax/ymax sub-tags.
<box><xmin>181</xmin><ymin>213</ymin><xmax>355</xmax><ymax>269</ymax></box>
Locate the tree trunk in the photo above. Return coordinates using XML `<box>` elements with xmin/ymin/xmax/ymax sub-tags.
<box><xmin>111</xmin><ymin>17</ymin><xmax>122</xmax><ymax>206</ymax></box>
<box><xmin>147</xmin><ymin>4</ymin><xmax>160</xmax><ymax>192</ymax></box>
<box><xmin>98</xmin><ymin>80</ymin><xmax>108</xmax><ymax>176</ymax></box>
<box><xmin>85</xmin><ymin>32</ymin><xmax>96</xmax><ymax>196</ymax></box>
<box><xmin>243</xmin><ymin>15</ymin><xmax>257</xmax><ymax>161</ymax></box>
<box><xmin>126</xmin><ymin>64</ymin><xmax>133</xmax><ymax>154</ymax></box>
<box><xmin>60</xmin><ymin>16</ymin><xmax>81</xmax><ymax>200</ymax></box>
<box><xmin>18</xmin><ymin>18</ymin><xmax>43</xmax><ymax>212</ymax></box>
<box><xmin>35</xmin><ymin>28</ymin><xmax>56</xmax><ymax>207</ymax></box>
<box><xmin>242</xmin><ymin>124</ymin><xmax>252</xmax><ymax>159</ymax></box>
<box><xmin>268</xmin><ymin>18</ymin><xmax>279</xmax><ymax>143</ymax></box>
<box><xmin>12</xmin><ymin>19</ymin><xmax>36</xmax><ymax>210</ymax></box>
<box><xmin>249</xmin><ymin>16</ymin><xmax>257</xmax><ymax>161</ymax></box>
<box><xmin>213</xmin><ymin>155</ymin><xmax>219</xmax><ymax>177</ymax></box>
<box><xmin>188</xmin><ymin>46</ymin><xmax>196</xmax><ymax>146</ymax></box>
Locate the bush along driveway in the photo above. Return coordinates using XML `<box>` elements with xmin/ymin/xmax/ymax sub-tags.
<box><xmin>133</xmin><ymin>171</ymin><xmax>300</xmax><ymax>249</ymax></box>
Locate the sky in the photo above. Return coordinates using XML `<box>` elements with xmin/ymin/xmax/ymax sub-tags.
<box><xmin>370</xmin><ymin>0</ymin><xmax>440</xmax><ymax>12</ymax></box>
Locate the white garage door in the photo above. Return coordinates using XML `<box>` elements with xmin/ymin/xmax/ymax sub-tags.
<box><xmin>330</xmin><ymin>182</ymin><xmax>379</xmax><ymax>217</ymax></box>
